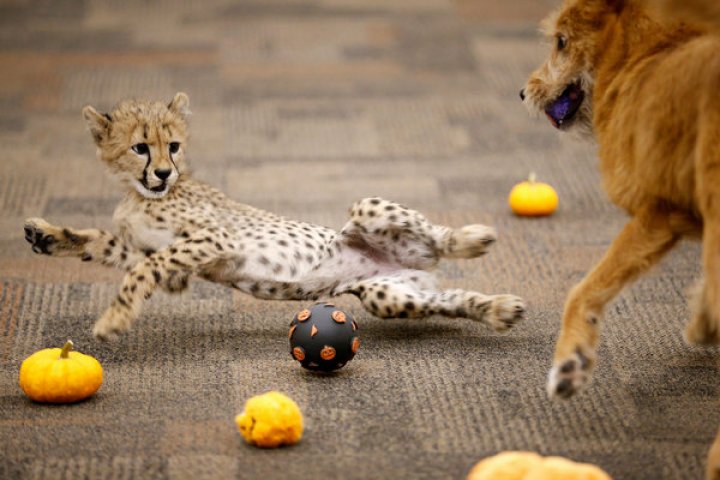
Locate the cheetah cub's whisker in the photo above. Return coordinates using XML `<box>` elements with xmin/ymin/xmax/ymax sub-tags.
<box><xmin>24</xmin><ymin>93</ymin><xmax>526</xmax><ymax>341</ymax></box>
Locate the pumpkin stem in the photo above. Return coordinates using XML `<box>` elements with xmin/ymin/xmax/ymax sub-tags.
<box><xmin>60</xmin><ymin>340</ymin><xmax>73</xmax><ymax>359</ymax></box>
<box><xmin>528</xmin><ymin>172</ymin><xmax>537</xmax><ymax>183</ymax></box>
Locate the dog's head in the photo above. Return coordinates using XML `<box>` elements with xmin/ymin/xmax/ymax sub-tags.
<box><xmin>521</xmin><ymin>0</ymin><xmax>626</xmax><ymax>135</ymax></box>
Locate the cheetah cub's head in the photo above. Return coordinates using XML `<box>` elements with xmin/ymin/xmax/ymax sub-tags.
<box><xmin>82</xmin><ymin>92</ymin><xmax>190</xmax><ymax>199</ymax></box>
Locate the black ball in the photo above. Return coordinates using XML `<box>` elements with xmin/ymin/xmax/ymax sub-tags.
<box><xmin>289</xmin><ymin>303</ymin><xmax>359</xmax><ymax>372</ymax></box>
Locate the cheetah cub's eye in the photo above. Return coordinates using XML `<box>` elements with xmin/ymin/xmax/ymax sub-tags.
<box><xmin>556</xmin><ymin>35</ymin><xmax>568</xmax><ymax>51</ymax></box>
<box><xmin>131</xmin><ymin>143</ymin><xmax>149</xmax><ymax>155</ymax></box>
<box><xmin>169</xmin><ymin>142</ymin><xmax>180</xmax><ymax>154</ymax></box>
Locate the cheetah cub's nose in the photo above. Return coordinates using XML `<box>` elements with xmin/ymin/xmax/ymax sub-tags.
<box><xmin>154</xmin><ymin>169</ymin><xmax>172</xmax><ymax>180</ymax></box>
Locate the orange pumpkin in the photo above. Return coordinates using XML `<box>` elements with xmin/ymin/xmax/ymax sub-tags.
<box><xmin>19</xmin><ymin>340</ymin><xmax>103</xmax><ymax>403</ymax></box>
<box><xmin>508</xmin><ymin>173</ymin><xmax>559</xmax><ymax>217</ymax></box>
<box><xmin>467</xmin><ymin>452</ymin><xmax>612</xmax><ymax>480</ymax></box>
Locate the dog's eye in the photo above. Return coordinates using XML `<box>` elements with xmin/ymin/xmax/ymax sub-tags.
<box><xmin>169</xmin><ymin>142</ymin><xmax>180</xmax><ymax>154</ymax></box>
<box><xmin>131</xmin><ymin>143</ymin><xmax>149</xmax><ymax>155</ymax></box>
<box><xmin>557</xmin><ymin>35</ymin><xmax>568</xmax><ymax>51</ymax></box>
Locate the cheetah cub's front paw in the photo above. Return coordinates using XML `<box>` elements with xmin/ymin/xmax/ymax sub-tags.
<box><xmin>24</xmin><ymin>218</ymin><xmax>86</xmax><ymax>256</ymax></box>
<box><xmin>443</xmin><ymin>224</ymin><xmax>497</xmax><ymax>259</ymax></box>
<box><xmin>93</xmin><ymin>306</ymin><xmax>132</xmax><ymax>341</ymax></box>
<box><xmin>24</xmin><ymin>218</ymin><xmax>60</xmax><ymax>255</ymax></box>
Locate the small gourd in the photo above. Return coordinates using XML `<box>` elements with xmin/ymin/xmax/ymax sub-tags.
<box><xmin>235</xmin><ymin>391</ymin><xmax>303</xmax><ymax>448</ymax></box>
<box><xmin>467</xmin><ymin>451</ymin><xmax>612</xmax><ymax>480</ymax></box>
<box><xmin>508</xmin><ymin>173</ymin><xmax>559</xmax><ymax>216</ymax></box>
<box><xmin>19</xmin><ymin>340</ymin><xmax>103</xmax><ymax>403</ymax></box>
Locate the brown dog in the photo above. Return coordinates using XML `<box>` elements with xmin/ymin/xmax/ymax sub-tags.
<box><xmin>521</xmin><ymin>0</ymin><xmax>720</xmax><ymax>402</ymax></box>
<box><xmin>661</xmin><ymin>6</ymin><xmax>720</xmax><ymax>479</ymax></box>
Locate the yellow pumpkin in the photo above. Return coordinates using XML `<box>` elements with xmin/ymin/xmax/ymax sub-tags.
<box><xmin>235</xmin><ymin>391</ymin><xmax>303</xmax><ymax>448</ymax></box>
<box><xmin>508</xmin><ymin>173</ymin><xmax>559</xmax><ymax>216</ymax></box>
<box><xmin>467</xmin><ymin>451</ymin><xmax>543</xmax><ymax>480</ymax></box>
<box><xmin>19</xmin><ymin>340</ymin><xmax>103</xmax><ymax>403</ymax></box>
<box><xmin>467</xmin><ymin>452</ymin><xmax>612</xmax><ymax>480</ymax></box>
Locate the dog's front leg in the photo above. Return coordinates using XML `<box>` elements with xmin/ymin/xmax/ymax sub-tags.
<box><xmin>92</xmin><ymin>229</ymin><xmax>232</xmax><ymax>340</ymax></box>
<box><xmin>548</xmin><ymin>207</ymin><xmax>680</xmax><ymax>399</ymax></box>
<box><xmin>707</xmin><ymin>429</ymin><xmax>720</xmax><ymax>480</ymax></box>
<box><xmin>687</xmin><ymin>140</ymin><xmax>720</xmax><ymax>345</ymax></box>
<box><xmin>24</xmin><ymin>217</ymin><xmax>146</xmax><ymax>271</ymax></box>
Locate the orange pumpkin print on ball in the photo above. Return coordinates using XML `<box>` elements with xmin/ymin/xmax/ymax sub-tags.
<box><xmin>320</xmin><ymin>346</ymin><xmax>336</xmax><ymax>361</ymax></box>
<box><xmin>292</xmin><ymin>347</ymin><xmax>305</xmax><ymax>361</ymax></box>
<box><xmin>508</xmin><ymin>173</ymin><xmax>559</xmax><ymax>217</ymax></box>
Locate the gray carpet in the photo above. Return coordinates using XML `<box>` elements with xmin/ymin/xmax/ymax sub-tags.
<box><xmin>1</xmin><ymin>0</ymin><xmax>718</xmax><ymax>479</ymax></box>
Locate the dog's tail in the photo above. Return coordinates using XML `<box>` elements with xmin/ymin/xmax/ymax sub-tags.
<box><xmin>654</xmin><ymin>0</ymin><xmax>720</xmax><ymax>32</ymax></box>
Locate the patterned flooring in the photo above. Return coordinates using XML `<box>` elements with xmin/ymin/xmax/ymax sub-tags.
<box><xmin>0</xmin><ymin>1</ymin><xmax>718</xmax><ymax>479</ymax></box>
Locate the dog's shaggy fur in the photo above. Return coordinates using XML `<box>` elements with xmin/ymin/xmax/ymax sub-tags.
<box><xmin>521</xmin><ymin>0</ymin><xmax>720</xmax><ymax>400</ymax></box>
<box><xmin>524</xmin><ymin>3</ymin><xmax>720</xmax><ymax>473</ymax></box>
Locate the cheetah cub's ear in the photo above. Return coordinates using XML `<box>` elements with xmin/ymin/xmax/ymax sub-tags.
<box><xmin>168</xmin><ymin>92</ymin><xmax>191</xmax><ymax>118</ymax></box>
<box><xmin>82</xmin><ymin>105</ymin><xmax>111</xmax><ymax>145</ymax></box>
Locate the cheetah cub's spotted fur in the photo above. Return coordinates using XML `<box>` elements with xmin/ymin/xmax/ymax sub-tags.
<box><xmin>24</xmin><ymin>93</ymin><xmax>526</xmax><ymax>340</ymax></box>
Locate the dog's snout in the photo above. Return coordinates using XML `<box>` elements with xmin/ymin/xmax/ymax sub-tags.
<box><xmin>519</xmin><ymin>89</ymin><xmax>526</xmax><ymax>101</ymax></box>
<box><xmin>154</xmin><ymin>169</ymin><xmax>172</xmax><ymax>180</ymax></box>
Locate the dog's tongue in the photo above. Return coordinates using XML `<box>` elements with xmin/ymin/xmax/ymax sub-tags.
<box><xmin>545</xmin><ymin>84</ymin><xmax>584</xmax><ymax>128</ymax></box>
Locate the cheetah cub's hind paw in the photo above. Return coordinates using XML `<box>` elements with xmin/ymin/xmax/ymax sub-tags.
<box><xmin>443</xmin><ymin>224</ymin><xmax>497</xmax><ymax>259</ymax></box>
<box><xmin>480</xmin><ymin>294</ymin><xmax>526</xmax><ymax>332</ymax></box>
<box><xmin>466</xmin><ymin>293</ymin><xmax>525</xmax><ymax>332</ymax></box>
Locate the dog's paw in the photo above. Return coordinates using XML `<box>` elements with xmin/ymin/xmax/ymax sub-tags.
<box><xmin>444</xmin><ymin>224</ymin><xmax>497</xmax><ymax>259</ymax></box>
<box><xmin>480</xmin><ymin>294</ymin><xmax>525</xmax><ymax>332</ymax></box>
<box><xmin>685</xmin><ymin>315</ymin><xmax>720</xmax><ymax>345</ymax></box>
<box><xmin>685</xmin><ymin>282</ymin><xmax>720</xmax><ymax>345</ymax></box>
<box><xmin>24</xmin><ymin>218</ymin><xmax>58</xmax><ymax>255</ymax></box>
<box><xmin>547</xmin><ymin>349</ymin><xmax>594</xmax><ymax>399</ymax></box>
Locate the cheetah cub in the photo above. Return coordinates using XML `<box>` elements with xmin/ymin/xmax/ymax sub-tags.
<box><xmin>24</xmin><ymin>93</ymin><xmax>525</xmax><ymax>340</ymax></box>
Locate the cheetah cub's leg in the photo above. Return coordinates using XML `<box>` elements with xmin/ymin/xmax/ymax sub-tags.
<box><xmin>23</xmin><ymin>217</ymin><xmax>145</xmax><ymax>270</ymax></box>
<box><xmin>92</xmin><ymin>228</ymin><xmax>236</xmax><ymax>340</ymax></box>
<box><xmin>341</xmin><ymin>197</ymin><xmax>496</xmax><ymax>270</ymax></box>
<box><xmin>348</xmin><ymin>270</ymin><xmax>525</xmax><ymax>331</ymax></box>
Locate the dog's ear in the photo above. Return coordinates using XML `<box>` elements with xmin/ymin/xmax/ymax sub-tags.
<box><xmin>582</xmin><ymin>0</ymin><xmax>625</xmax><ymax>16</ymax></box>
<box><xmin>605</xmin><ymin>0</ymin><xmax>625</xmax><ymax>13</ymax></box>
